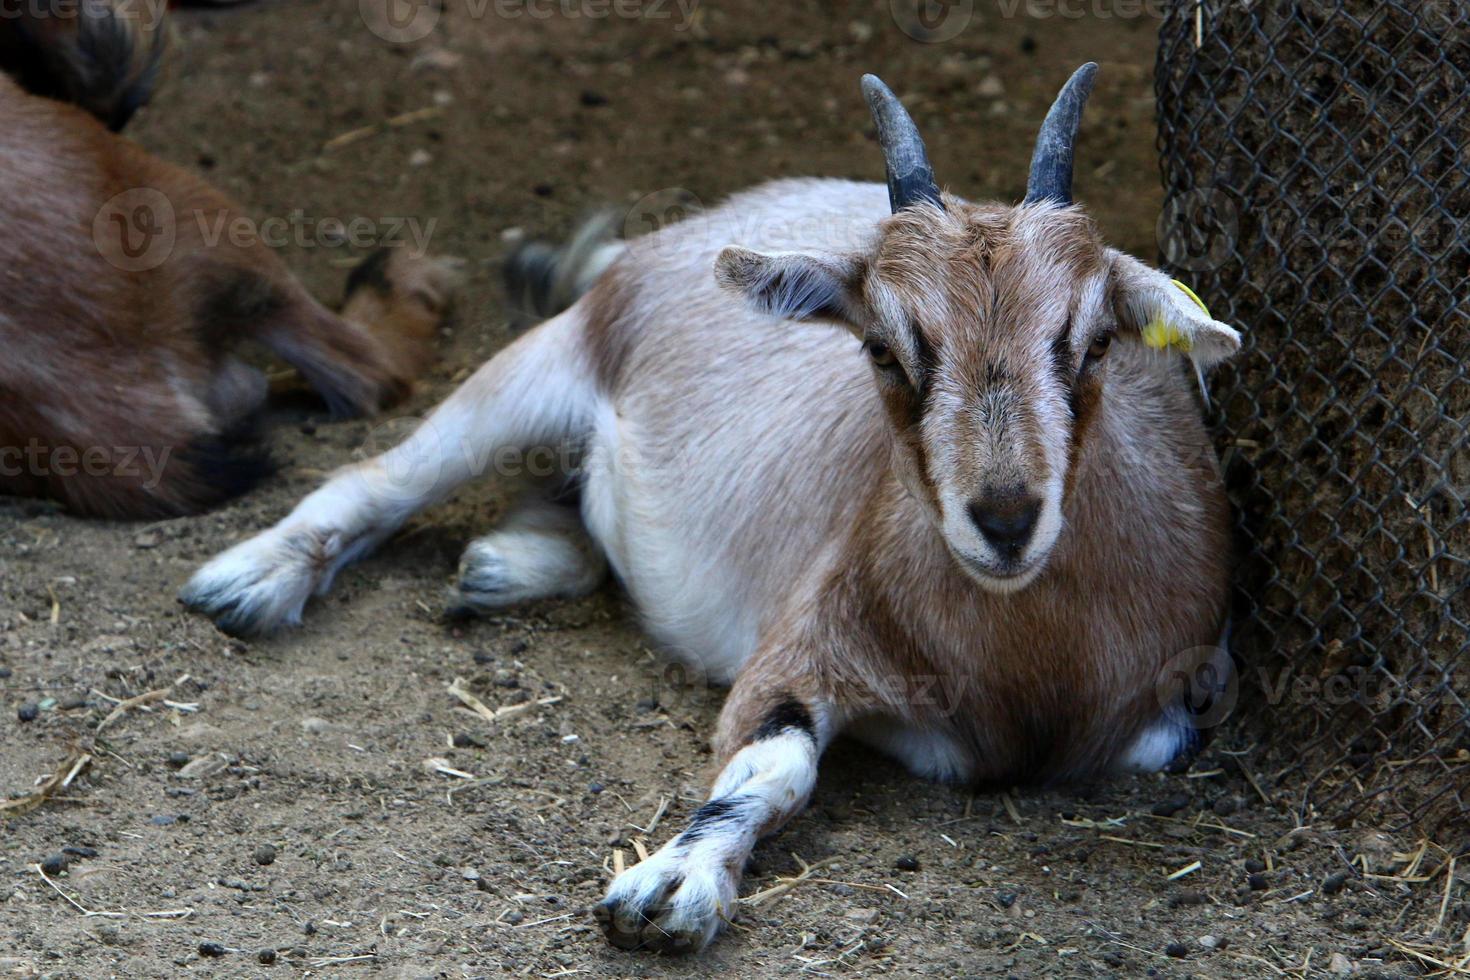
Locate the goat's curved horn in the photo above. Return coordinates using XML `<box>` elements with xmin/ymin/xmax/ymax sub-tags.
<box><xmin>861</xmin><ymin>74</ymin><xmax>944</xmax><ymax>213</ymax></box>
<box><xmin>1023</xmin><ymin>62</ymin><xmax>1099</xmax><ymax>206</ymax></box>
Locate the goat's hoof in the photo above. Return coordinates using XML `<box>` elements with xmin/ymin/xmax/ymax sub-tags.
<box><xmin>179</xmin><ymin>529</ymin><xmax>320</xmax><ymax>636</ymax></box>
<box><xmin>594</xmin><ymin>852</ymin><xmax>734</xmax><ymax>954</ymax></box>
<box><xmin>452</xmin><ymin>530</ymin><xmax>602</xmax><ymax>613</ymax></box>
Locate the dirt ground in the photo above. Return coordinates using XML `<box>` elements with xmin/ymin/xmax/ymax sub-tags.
<box><xmin>1</xmin><ymin>1</ymin><xmax>1458</xmax><ymax>976</ymax></box>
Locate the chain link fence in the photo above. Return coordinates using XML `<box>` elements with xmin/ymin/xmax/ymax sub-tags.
<box><xmin>1155</xmin><ymin>0</ymin><xmax>1469</xmax><ymax>837</ymax></box>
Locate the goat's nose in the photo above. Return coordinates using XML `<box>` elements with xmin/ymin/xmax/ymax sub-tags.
<box><xmin>968</xmin><ymin>492</ymin><xmax>1042</xmax><ymax>559</ymax></box>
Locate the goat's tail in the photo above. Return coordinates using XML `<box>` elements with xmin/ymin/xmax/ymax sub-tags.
<box><xmin>0</xmin><ymin>0</ymin><xmax>166</xmax><ymax>131</ymax></box>
<box><xmin>503</xmin><ymin>211</ymin><xmax>626</xmax><ymax>325</ymax></box>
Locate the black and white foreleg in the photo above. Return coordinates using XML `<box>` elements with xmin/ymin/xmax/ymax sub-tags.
<box><xmin>596</xmin><ymin>676</ymin><xmax>836</xmax><ymax>954</ymax></box>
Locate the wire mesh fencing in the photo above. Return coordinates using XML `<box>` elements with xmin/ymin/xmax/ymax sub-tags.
<box><xmin>1154</xmin><ymin>0</ymin><xmax>1469</xmax><ymax>837</ymax></box>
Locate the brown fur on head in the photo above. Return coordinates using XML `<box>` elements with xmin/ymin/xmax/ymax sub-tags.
<box><xmin>716</xmin><ymin>196</ymin><xmax>1239</xmax><ymax>594</ymax></box>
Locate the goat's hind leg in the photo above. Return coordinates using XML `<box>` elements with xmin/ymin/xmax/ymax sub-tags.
<box><xmin>180</xmin><ymin>309</ymin><xmax>597</xmax><ymax>635</ymax></box>
<box><xmin>451</xmin><ymin>488</ymin><xmax>607</xmax><ymax>615</ymax></box>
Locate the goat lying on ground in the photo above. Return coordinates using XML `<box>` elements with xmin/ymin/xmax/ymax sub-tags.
<box><xmin>182</xmin><ymin>64</ymin><xmax>1240</xmax><ymax>953</ymax></box>
<box><xmin>0</xmin><ymin>0</ymin><xmax>459</xmax><ymax>518</ymax></box>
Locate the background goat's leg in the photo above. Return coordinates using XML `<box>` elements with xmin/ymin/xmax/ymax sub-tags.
<box><xmin>596</xmin><ymin>659</ymin><xmax>839</xmax><ymax>953</ymax></box>
<box><xmin>180</xmin><ymin>308</ymin><xmax>597</xmax><ymax>635</ymax></box>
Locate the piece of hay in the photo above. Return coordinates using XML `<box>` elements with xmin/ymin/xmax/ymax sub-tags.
<box><xmin>0</xmin><ymin>752</ymin><xmax>91</xmax><ymax>819</ymax></box>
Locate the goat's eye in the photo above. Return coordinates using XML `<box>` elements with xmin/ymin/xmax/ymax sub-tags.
<box><xmin>866</xmin><ymin>341</ymin><xmax>899</xmax><ymax>369</ymax></box>
<box><xmin>1086</xmin><ymin>333</ymin><xmax>1113</xmax><ymax>361</ymax></box>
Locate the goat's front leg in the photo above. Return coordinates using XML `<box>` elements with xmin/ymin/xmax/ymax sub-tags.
<box><xmin>596</xmin><ymin>664</ymin><xmax>838</xmax><ymax>954</ymax></box>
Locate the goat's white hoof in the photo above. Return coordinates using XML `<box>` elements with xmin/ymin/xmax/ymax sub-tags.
<box><xmin>594</xmin><ymin>848</ymin><xmax>736</xmax><ymax>954</ymax></box>
<box><xmin>450</xmin><ymin>529</ymin><xmax>603</xmax><ymax>615</ymax></box>
<box><xmin>179</xmin><ymin>529</ymin><xmax>324</xmax><ymax>636</ymax></box>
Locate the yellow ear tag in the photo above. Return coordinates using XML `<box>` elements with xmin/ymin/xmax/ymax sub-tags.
<box><xmin>1141</xmin><ymin>279</ymin><xmax>1212</xmax><ymax>353</ymax></box>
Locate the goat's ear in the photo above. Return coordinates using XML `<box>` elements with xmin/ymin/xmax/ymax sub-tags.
<box><xmin>714</xmin><ymin>246</ymin><xmax>865</xmax><ymax>325</ymax></box>
<box><xmin>1108</xmin><ymin>250</ymin><xmax>1241</xmax><ymax>368</ymax></box>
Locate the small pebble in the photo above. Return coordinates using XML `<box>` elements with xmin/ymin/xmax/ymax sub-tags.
<box><xmin>894</xmin><ymin>855</ymin><xmax>919</xmax><ymax>872</ymax></box>
<box><xmin>258</xmin><ymin>949</ymin><xmax>277</xmax><ymax>965</ymax></box>
<box><xmin>1244</xmin><ymin>858</ymin><xmax>1266</xmax><ymax>873</ymax></box>
<box><xmin>1211</xmin><ymin>795</ymin><xmax>1241</xmax><ymax>816</ymax></box>
<box><xmin>17</xmin><ymin>702</ymin><xmax>39</xmax><ymax>723</ymax></box>
<box><xmin>1165</xmin><ymin>942</ymin><xmax>1189</xmax><ymax>959</ymax></box>
<box><xmin>253</xmin><ymin>844</ymin><xmax>277</xmax><ymax>867</ymax></box>
<box><xmin>150</xmin><ymin>814</ymin><xmax>178</xmax><ymax>826</ymax></box>
<box><xmin>1322</xmin><ymin>871</ymin><xmax>1349</xmax><ymax>895</ymax></box>
<box><xmin>166</xmin><ymin>752</ymin><xmax>190</xmax><ymax>769</ymax></box>
<box><xmin>588</xmin><ymin>782</ymin><xmax>604</xmax><ymax>794</ymax></box>
<box><xmin>198</xmin><ymin>942</ymin><xmax>227</xmax><ymax>958</ymax></box>
<box><xmin>1150</xmin><ymin>794</ymin><xmax>1189</xmax><ymax>817</ymax></box>
<box><xmin>0</xmin><ymin>667</ymin><xmax>12</xmax><ymax>679</ymax></box>
<box><xmin>39</xmin><ymin>854</ymin><xmax>67</xmax><ymax>876</ymax></box>
<box><xmin>451</xmin><ymin>733</ymin><xmax>484</xmax><ymax>749</ymax></box>
<box><xmin>62</xmin><ymin>846</ymin><xmax>98</xmax><ymax>859</ymax></box>
<box><xmin>1248</xmin><ymin>873</ymin><xmax>1268</xmax><ymax>891</ymax></box>
<box><xmin>1199</xmin><ymin>935</ymin><xmax>1220</xmax><ymax>949</ymax></box>
<box><xmin>996</xmin><ymin>890</ymin><xmax>1017</xmax><ymax>909</ymax></box>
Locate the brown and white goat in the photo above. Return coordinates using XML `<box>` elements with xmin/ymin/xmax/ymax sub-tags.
<box><xmin>181</xmin><ymin>65</ymin><xmax>1241</xmax><ymax>953</ymax></box>
<box><xmin>0</xmin><ymin>0</ymin><xmax>459</xmax><ymax>518</ymax></box>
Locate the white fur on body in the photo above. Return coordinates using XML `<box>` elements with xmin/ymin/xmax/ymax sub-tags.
<box><xmin>182</xmin><ymin>178</ymin><xmax>1230</xmax><ymax>952</ymax></box>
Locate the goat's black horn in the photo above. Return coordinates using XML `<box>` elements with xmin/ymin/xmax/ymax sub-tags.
<box><xmin>861</xmin><ymin>74</ymin><xmax>944</xmax><ymax>214</ymax></box>
<box><xmin>1023</xmin><ymin>62</ymin><xmax>1099</xmax><ymax>206</ymax></box>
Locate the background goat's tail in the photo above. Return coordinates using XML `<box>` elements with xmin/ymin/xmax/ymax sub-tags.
<box><xmin>0</xmin><ymin>0</ymin><xmax>166</xmax><ymax>131</ymax></box>
<box><xmin>503</xmin><ymin>211</ymin><xmax>626</xmax><ymax>325</ymax></box>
